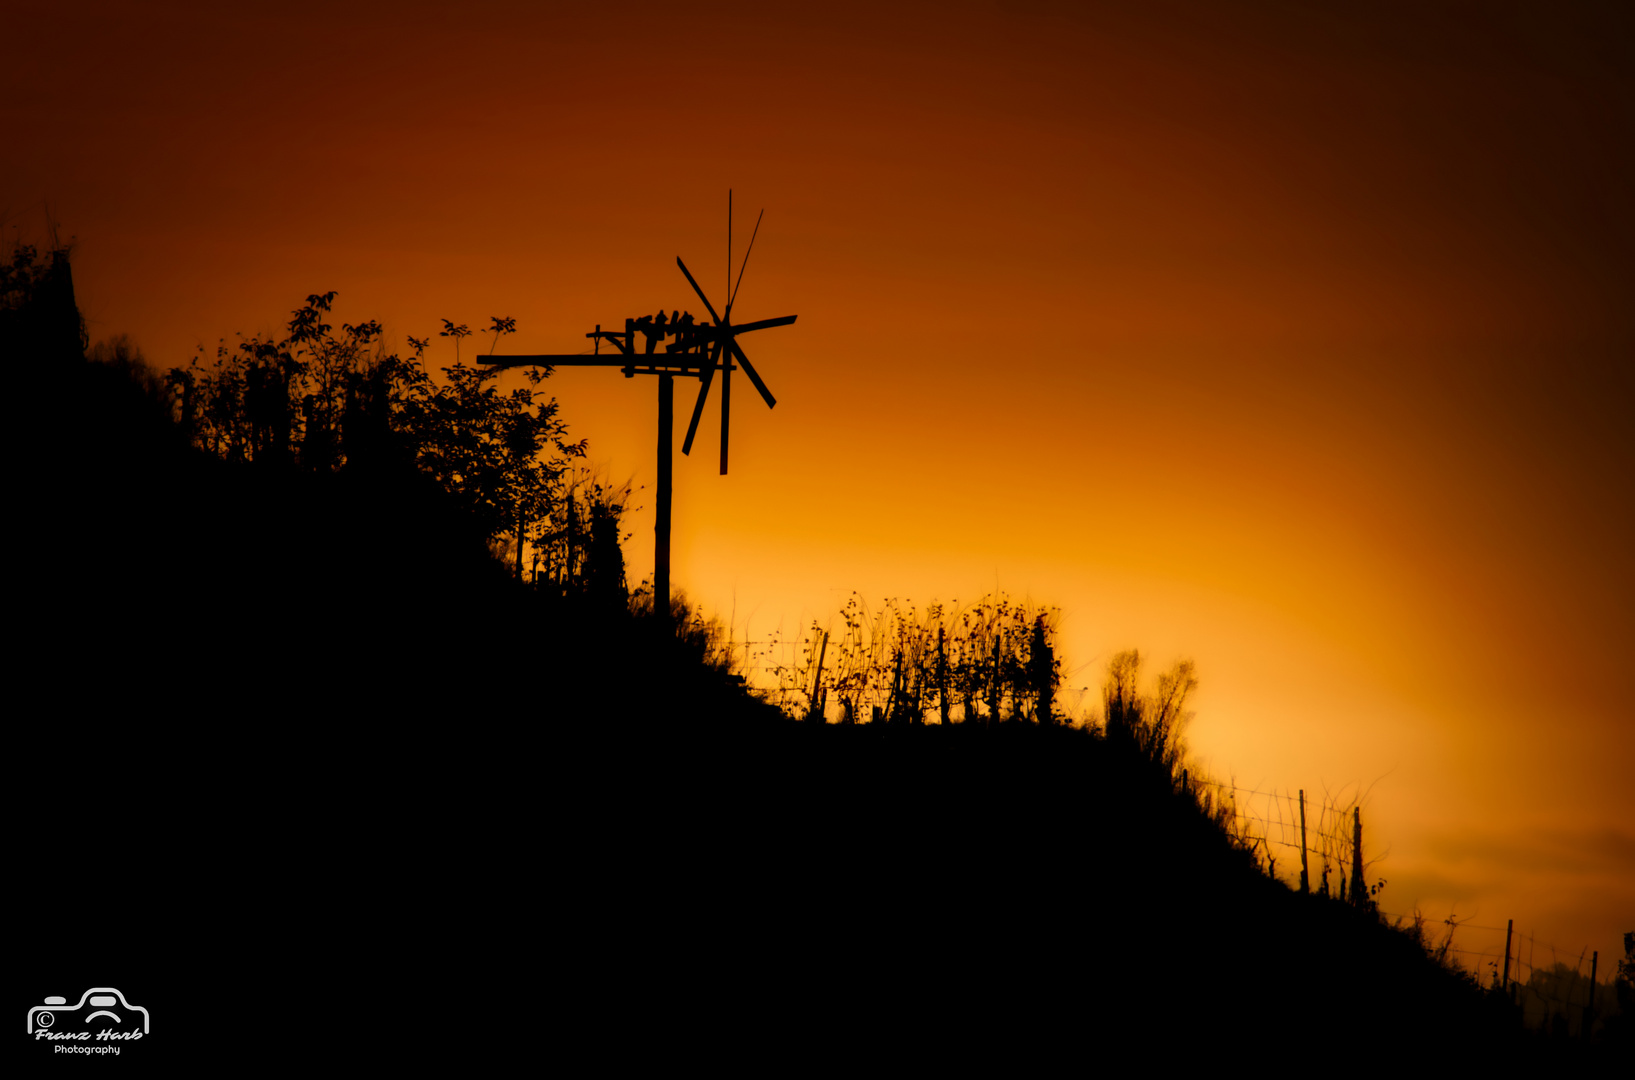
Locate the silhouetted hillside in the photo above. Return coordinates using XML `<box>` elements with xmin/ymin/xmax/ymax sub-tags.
<box><xmin>566</xmin><ymin>721</ymin><xmax>1527</xmax><ymax>1065</ymax></box>
<box><xmin>12</xmin><ymin>245</ymin><xmax>1620</xmax><ymax>1068</ymax></box>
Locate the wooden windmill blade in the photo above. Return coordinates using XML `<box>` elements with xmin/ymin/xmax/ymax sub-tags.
<box><xmin>678</xmin><ymin>329</ymin><xmax>780</xmax><ymax>471</ymax></box>
<box><xmin>729</xmin><ymin>337</ymin><xmax>777</xmax><ymax>409</ymax></box>
<box><xmin>718</xmin><ymin>195</ymin><xmax>734</xmax><ymax>476</ymax></box>
<box><xmin>676</xmin><ymin>257</ymin><xmax>721</xmax><ymax>323</ymax></box>
<box><xmin>678</xmin><ymin>322</ymin><xmax>788</xmax><ymax>442</ymax></box>
<box><xmin>725</xmin><ymin>208</ymin><xmax>764</xmax><ymax>321</ymax></box>
<box><xmin>721</xmin><ymin>207</ymin><xmax>782</xmax><ymax>410</ymax></box>
<box><xmin>728</xmin><ymin>314</ymin><xmax>798</xmax><ymax>334</ymax></box>
<box><xmin>682</xmin><ymin>338</ymin><xmax>724</xmax><ymax>456</ymax></box>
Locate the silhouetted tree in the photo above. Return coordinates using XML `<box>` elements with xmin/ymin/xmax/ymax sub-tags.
<box><xmin>397</xmin><ymin>355</ymin><xmax>585</xmax><ymax>570</ymax></box>
<box><xmin>1104</xmin><ymin>649</ymin><xmax>1143</xmax><ymax>745</ymax></box>
<box><xmin>1</xmin><ymin>240</ymin><xmax>85</xmax><ymax>369</ymax></box>
<box><xmin>531</xmin><ymin>470</ymin><xmax>634</xmax><ymax>602</ymax></box>
<box><xmin>584</xmin><ymin>496</ymin><xmax>627</xmax><ymax>605</ymax></box>
<box><xmin>1103</xmin><ymin>650</ymin><xmax>1196</xmax><ymax>777</ymax></box>
<box><xmin>173</xmin><ymin>293</ymin><xmax>597</xmax><ymax>584</ymax></box>
<box><xmin>178</xmin><ymin>292</ymin><xmax>383</xmax><ymax>469</ymax></box>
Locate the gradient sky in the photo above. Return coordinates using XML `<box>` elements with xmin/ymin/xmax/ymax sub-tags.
<box><xmin>7</xmin><ymin>1</ymin><xmax>1630</xmax><ymax>973</ymax></box>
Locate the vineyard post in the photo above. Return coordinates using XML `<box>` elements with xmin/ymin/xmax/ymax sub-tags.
<box><xmin>808</xmin><ymin>629</ymin><xmax>828</xmax><ymax>724</ymax></box>
<box><xmin>1502</xmin><ymin>919</ymin><xmax>1513</xmax><ymax>992</ymax></box>
<box><xmin>1348</xmin><ymin>807</ymin><xmax>1366</xmax><ymax>906</ymax></box>
<box><xmin>1299</xmin><ymin>790</ymin><xmax>1309</xmax><ymax>895</ymax></box>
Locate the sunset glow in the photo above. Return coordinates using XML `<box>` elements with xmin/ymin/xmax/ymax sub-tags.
<box><xmin>7</xmin><ymin>1</ymin><xmax>1629</xmax><ymax>975</ymax></box>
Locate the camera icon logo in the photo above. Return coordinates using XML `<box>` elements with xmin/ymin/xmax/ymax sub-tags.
<box><xmin>27</xmin><ymin>989</ymin><xmax>149</xmax><ymax>1036</ymax></box>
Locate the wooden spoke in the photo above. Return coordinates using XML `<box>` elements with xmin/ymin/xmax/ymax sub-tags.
<box><xmin>728</xmin><ymin>314</ymin><xmax>797</xmax><ymax>335</ymax></box>
<box><xmin>676</xmin><ymin>257</ymin><xmax>722</xmax><ymax>325</ymax></box>
<box><xmin>682</xmin><ymin>340</ymin><xmax>723</xmax><ymax>456</ymax></box>
<box><xmin>730</xmin><ymin>338</ymin><xmax>776</xmax><ymax>409</ymax></box>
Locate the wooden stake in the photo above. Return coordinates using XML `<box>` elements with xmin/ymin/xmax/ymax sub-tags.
<box><xmin>1502</xmin><ymin>918</ymin><xmax>1514</xmax><ymax>992</ymax></box>
<box><xmin>1349</xmin><ymin>806</ymin><xmax>1366</xmax><ymax>905</ymax></box>
<box><xmin>809</xmin><ymin>629</ymin><xmax>828</xmax><ymax>723</ymax></box>
<box><xmin>1299</xmin><ymin>790</ymin><xmax>1309</xmax><ymax>895</ymax></box>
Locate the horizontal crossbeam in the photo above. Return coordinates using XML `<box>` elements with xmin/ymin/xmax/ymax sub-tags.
<box><xmin>484</xmin><ymin>354</ymin><xmax>713</xmax><ymax>378</ymax></box>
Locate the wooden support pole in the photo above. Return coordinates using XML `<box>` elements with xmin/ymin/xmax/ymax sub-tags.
<box><xmin>1503</xmin><ymin>918</ymin><xmax>1514</xmax><ymax>992</ymax></box>
<box><xmin>1299</xmin><ymin>790</ymin><xmax>1310</xmax><ymax>895</ymax></box>
<box><xmin>809</xmin><ymin>629</ymin><xmax>828</xmax><ymax>723</ymax></box>
<box><xmin>1349</xmin><ymin>806</ymin><xmax>1366</xmax><ymax>905</ymax></box>
<box><xmin>655</xmin><ymin>373</ymin><xmax>673</xmax><ymax>621</ymax></box>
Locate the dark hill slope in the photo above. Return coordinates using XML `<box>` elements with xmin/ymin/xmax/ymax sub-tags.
<box><xmin>566</xmin><ymin>719</ymin><xmax>1526</xmax><ymax>1066</ymax></box>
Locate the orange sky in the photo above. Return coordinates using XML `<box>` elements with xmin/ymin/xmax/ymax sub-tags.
<box><xmin>7</xmin><ymin>2</ymin><xmax>1630</xmax><ymax>973</ymax></box>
